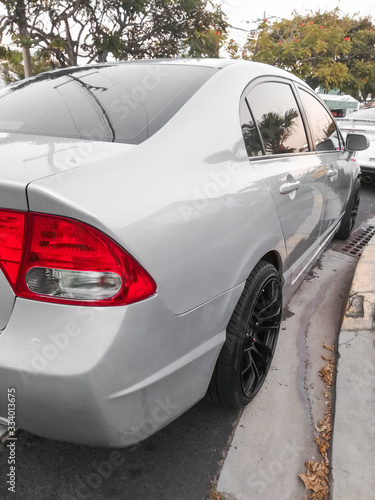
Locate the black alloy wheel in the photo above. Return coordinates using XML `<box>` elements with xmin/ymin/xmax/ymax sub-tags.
<box><xmin>241</xmin><ymin>271</ymin><xmax>281</xmax><ymax>399</ymax></box>
<box><xmin>207</xmin><ymin>261</ymin><xmax>282</xmax><ymax>409</ymax></box>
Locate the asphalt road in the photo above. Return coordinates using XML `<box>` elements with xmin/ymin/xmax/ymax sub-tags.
<box><xmin>355</xmin><ymin>181</ymin><xmax>375</xmax><ymax>229</ymax></box>
<box><xmin>1</xmin><ymin>182</ymin><xmax>374</xmax><ymax>500</ymax></box>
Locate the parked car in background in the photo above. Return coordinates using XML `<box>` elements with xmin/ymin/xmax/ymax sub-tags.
<box><xmin>338</xmin><ymin>107</ymin><xmax>375</xmax><ymax>183</ymax></box>
<box><xmin>0</xmin><ymin>59</ymin><xmax>368</xmax><ymax>447</ymax></box>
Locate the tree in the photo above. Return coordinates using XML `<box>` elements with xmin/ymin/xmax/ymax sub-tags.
<box><xmin>0</xmin><ymin>45</ymin><xmax>53</xmax><ymax>83</ymax></box>
<box><xmin>0</xmin><ymin>0</ymin><xmax>227</xmax><ymax>78</ymax></box>
<box><xmin>0</xmin><ymin>0</ymin><xmax>39</xmax><ymax>77</ymax></box>
<box><xmin>81</xmin><ymin>0</ymin><xmax>227</xmax><ymax>61</ymax></box>
<box><xmin>341</xmin><ymin>17</ymin><xmax>375</xmax><ymax>102</ymax></box>
<box><xmin>241</xmin><ymin>8</ymin><xmax>375</xmax><ymax>102</ymax></box>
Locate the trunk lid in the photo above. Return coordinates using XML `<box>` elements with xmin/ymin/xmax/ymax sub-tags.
<box><xmin>0</xmin><ymin>133</ymin><xmax>134</xmax><ymax>210</ymax></box>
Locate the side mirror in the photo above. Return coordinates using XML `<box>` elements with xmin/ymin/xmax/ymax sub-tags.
<box><xmin>346</xmin><ymin>133</ymin><xmax>369</xmax><ymax>152</ymax></box>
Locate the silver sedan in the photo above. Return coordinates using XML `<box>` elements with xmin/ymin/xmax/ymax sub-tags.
<box><xmin>0</xmin><ymin>59</ymin><xmax>368</xmax><ymax>447</ymax></box>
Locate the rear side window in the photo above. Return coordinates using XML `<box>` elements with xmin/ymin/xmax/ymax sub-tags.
<box><xmin>244</xmin><ymin>81</ymin><xmax>308</xmax><ymax>156</ymax></box>
<box><xmin>0</xmin><ymin>64</ymin><xmax>217</xmax><ymax>144</ymax></box>
<box><xmin>298</xmin><ymin>89</ymin><xmax>340</xmax><ymax>151</ymax></box>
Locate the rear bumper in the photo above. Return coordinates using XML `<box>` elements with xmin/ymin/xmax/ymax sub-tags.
<box><xmin>0</xmin><ymin>287</ymin><xmax>242</xmax><ymax>447</ymax></box>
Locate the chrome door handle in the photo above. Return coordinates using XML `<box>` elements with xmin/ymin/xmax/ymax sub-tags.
<box><xmin>280</xmin><ymin>181</ymin><xmax>300</xmax><ymax>195</ymax></box>
<box><xmin>327</xmin><ymin>168</ymin><xmax>338</xmax><ymax>178</ymax></box>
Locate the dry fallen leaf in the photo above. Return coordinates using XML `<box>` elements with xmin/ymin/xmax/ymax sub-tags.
<box><xmin>299</xmin><ymin>341</ymin><xmax>336</xmax><ymax>500</ymax></box>
<box><xmin>319</xmin><ymin>360</ymin><xmax>334</xmax><ymax>387</ymax></box>
<box><xmin>322</xmin><ymin>343</ymin><xmax>334</xmax><ymax>352</ymax></box>
<box><xmin>298</xmin><ymin>464</ymin><xmax>329</xmax><ymax>498</ymax></box>
<box><xmin>299</xmin><ymin>472</ymin><xmax>320</xmax><ymax>492</ymax></box>
<box><xmin>315</xmin><ymin>424</ymin><xmax>327</xmax><ymax>433</ymax></box>
<box><xmin>315</xmin><ymin>436</ymin><xmax>330</xmax><ymax>455</ymax></box>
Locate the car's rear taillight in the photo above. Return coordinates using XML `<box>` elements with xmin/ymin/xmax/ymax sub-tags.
<box><xmin>0</xmin><ymin>209</ymin><xmax>26</xmax><ymax>288</ymax></box>
<box><xmin>0</xmin><ymin>209</ymin><xmax>156</xmax><ymax>306</ymax></box>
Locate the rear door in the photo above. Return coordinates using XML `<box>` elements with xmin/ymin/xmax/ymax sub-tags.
<box><xmin>241</xmin><ymin>78</ymin><xmax>326</xmax><ymax>285</ymax></box>
<box><xmin>297</xmin><ymin>87</ymin><xmax>352</xmax><ymax>235</ymax></box>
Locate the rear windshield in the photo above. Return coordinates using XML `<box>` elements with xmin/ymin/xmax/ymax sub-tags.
<box><xmin>347</xmin><ymin>108</ymin><xmax>375</xmax><ymax>120</ymax></box>
<box><xmin>0</xmin><ymin>63</ymin><xmax>217</xmax><ymax>144</ymax></box>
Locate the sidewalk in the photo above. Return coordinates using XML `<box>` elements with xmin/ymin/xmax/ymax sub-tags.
<box><xmin>331</xmin><ymin>234</ymin><xmax>375</xmax><ymax>498</ymax></box>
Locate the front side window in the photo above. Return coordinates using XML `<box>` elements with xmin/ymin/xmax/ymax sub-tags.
<box><xmin>298</xmin><ymin>89</ymin><xmax>340</xmax><ymax>151</ymax></box>
<box><xmin>245</xmin><ymin>82</ymin><xmax>308</xmax><ymax>156</ymax></box>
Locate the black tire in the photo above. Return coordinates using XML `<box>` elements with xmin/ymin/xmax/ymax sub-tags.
<box><xmin>207</xmin><ymin>261</ymin><xmax>282</xmax><ymax>409</ymax></box>
<box><xmin>335</xmin><ymin>179</ymin><xmax>361</xmax><ymax>240</ymax></box>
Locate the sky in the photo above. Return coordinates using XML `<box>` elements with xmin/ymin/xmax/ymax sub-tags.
<box><xmin>222</xmin><ymin>0</ymin><xmax>374</xmax><ymax>44</ymax></box>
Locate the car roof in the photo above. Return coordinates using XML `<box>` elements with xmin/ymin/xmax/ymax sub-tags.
<box><xmin>16</xmin><ymin>57</ymin><xmax>302</xmax><ymax>79</ymax></box>
<box><xmin>7</xmin><ymin>58</ymin><xmax>310</xmax><ymax>96</ymax></box>
<box><xmin>108</xmin><ymin>58</ymin><xmax>240</xmax><ymax>69</ymax></box>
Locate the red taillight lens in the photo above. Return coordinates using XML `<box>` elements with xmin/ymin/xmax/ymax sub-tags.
<box><xmin>0</xmin><ymin>210</ymin><xmax>26</xmax><ymax>288</ymax></box>
<box><xmin>0</xmin><ymin>209</ymin><xmax>156</xmax><ymax>306</ymax></box>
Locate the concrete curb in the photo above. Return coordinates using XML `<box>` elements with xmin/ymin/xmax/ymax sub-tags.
<box><xmin>331</xmin><ymin>235</ymin><xmax>375</xmax><ymax>498</ymax></box>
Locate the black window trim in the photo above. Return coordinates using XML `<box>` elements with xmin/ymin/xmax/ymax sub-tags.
<box><xmin>240</xmin><ymin>96</ymin><xmax>265</xmax><ymax>156</ymax></box>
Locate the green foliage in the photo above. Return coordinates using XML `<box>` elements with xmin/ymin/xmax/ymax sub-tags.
<box><xmin>0</xmin><ymin>45</ymin><xmax>54</xmax><ymax>83</ymax></box>
<box><xmin>223</xmin><ymin>37</ymin><xmax>240</xmax><ymax>59</ymax></box>
<box><xmin>183</xmin><ymin>24</ymin><xmax>226</xmax><ymax>58</ymax></box>
<box><xmin>0</xmin><ymin>0</ymin><xmax>227</xmax><ymax>74</ymax></box>
<box><xmin>242</xmin><ymin>8</ymin><xmax>375</xmax><ymax>101</ymax></box>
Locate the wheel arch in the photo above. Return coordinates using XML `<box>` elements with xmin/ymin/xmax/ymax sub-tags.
<box><xmin>254</xmin><ymin>251</ymin><xmax>283</xmax><ymax>285</ymax></box>
<box><xmin>207</xmin><ymin>257</ymin><xmax>283</xmax><ymax>408</ymax></box>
